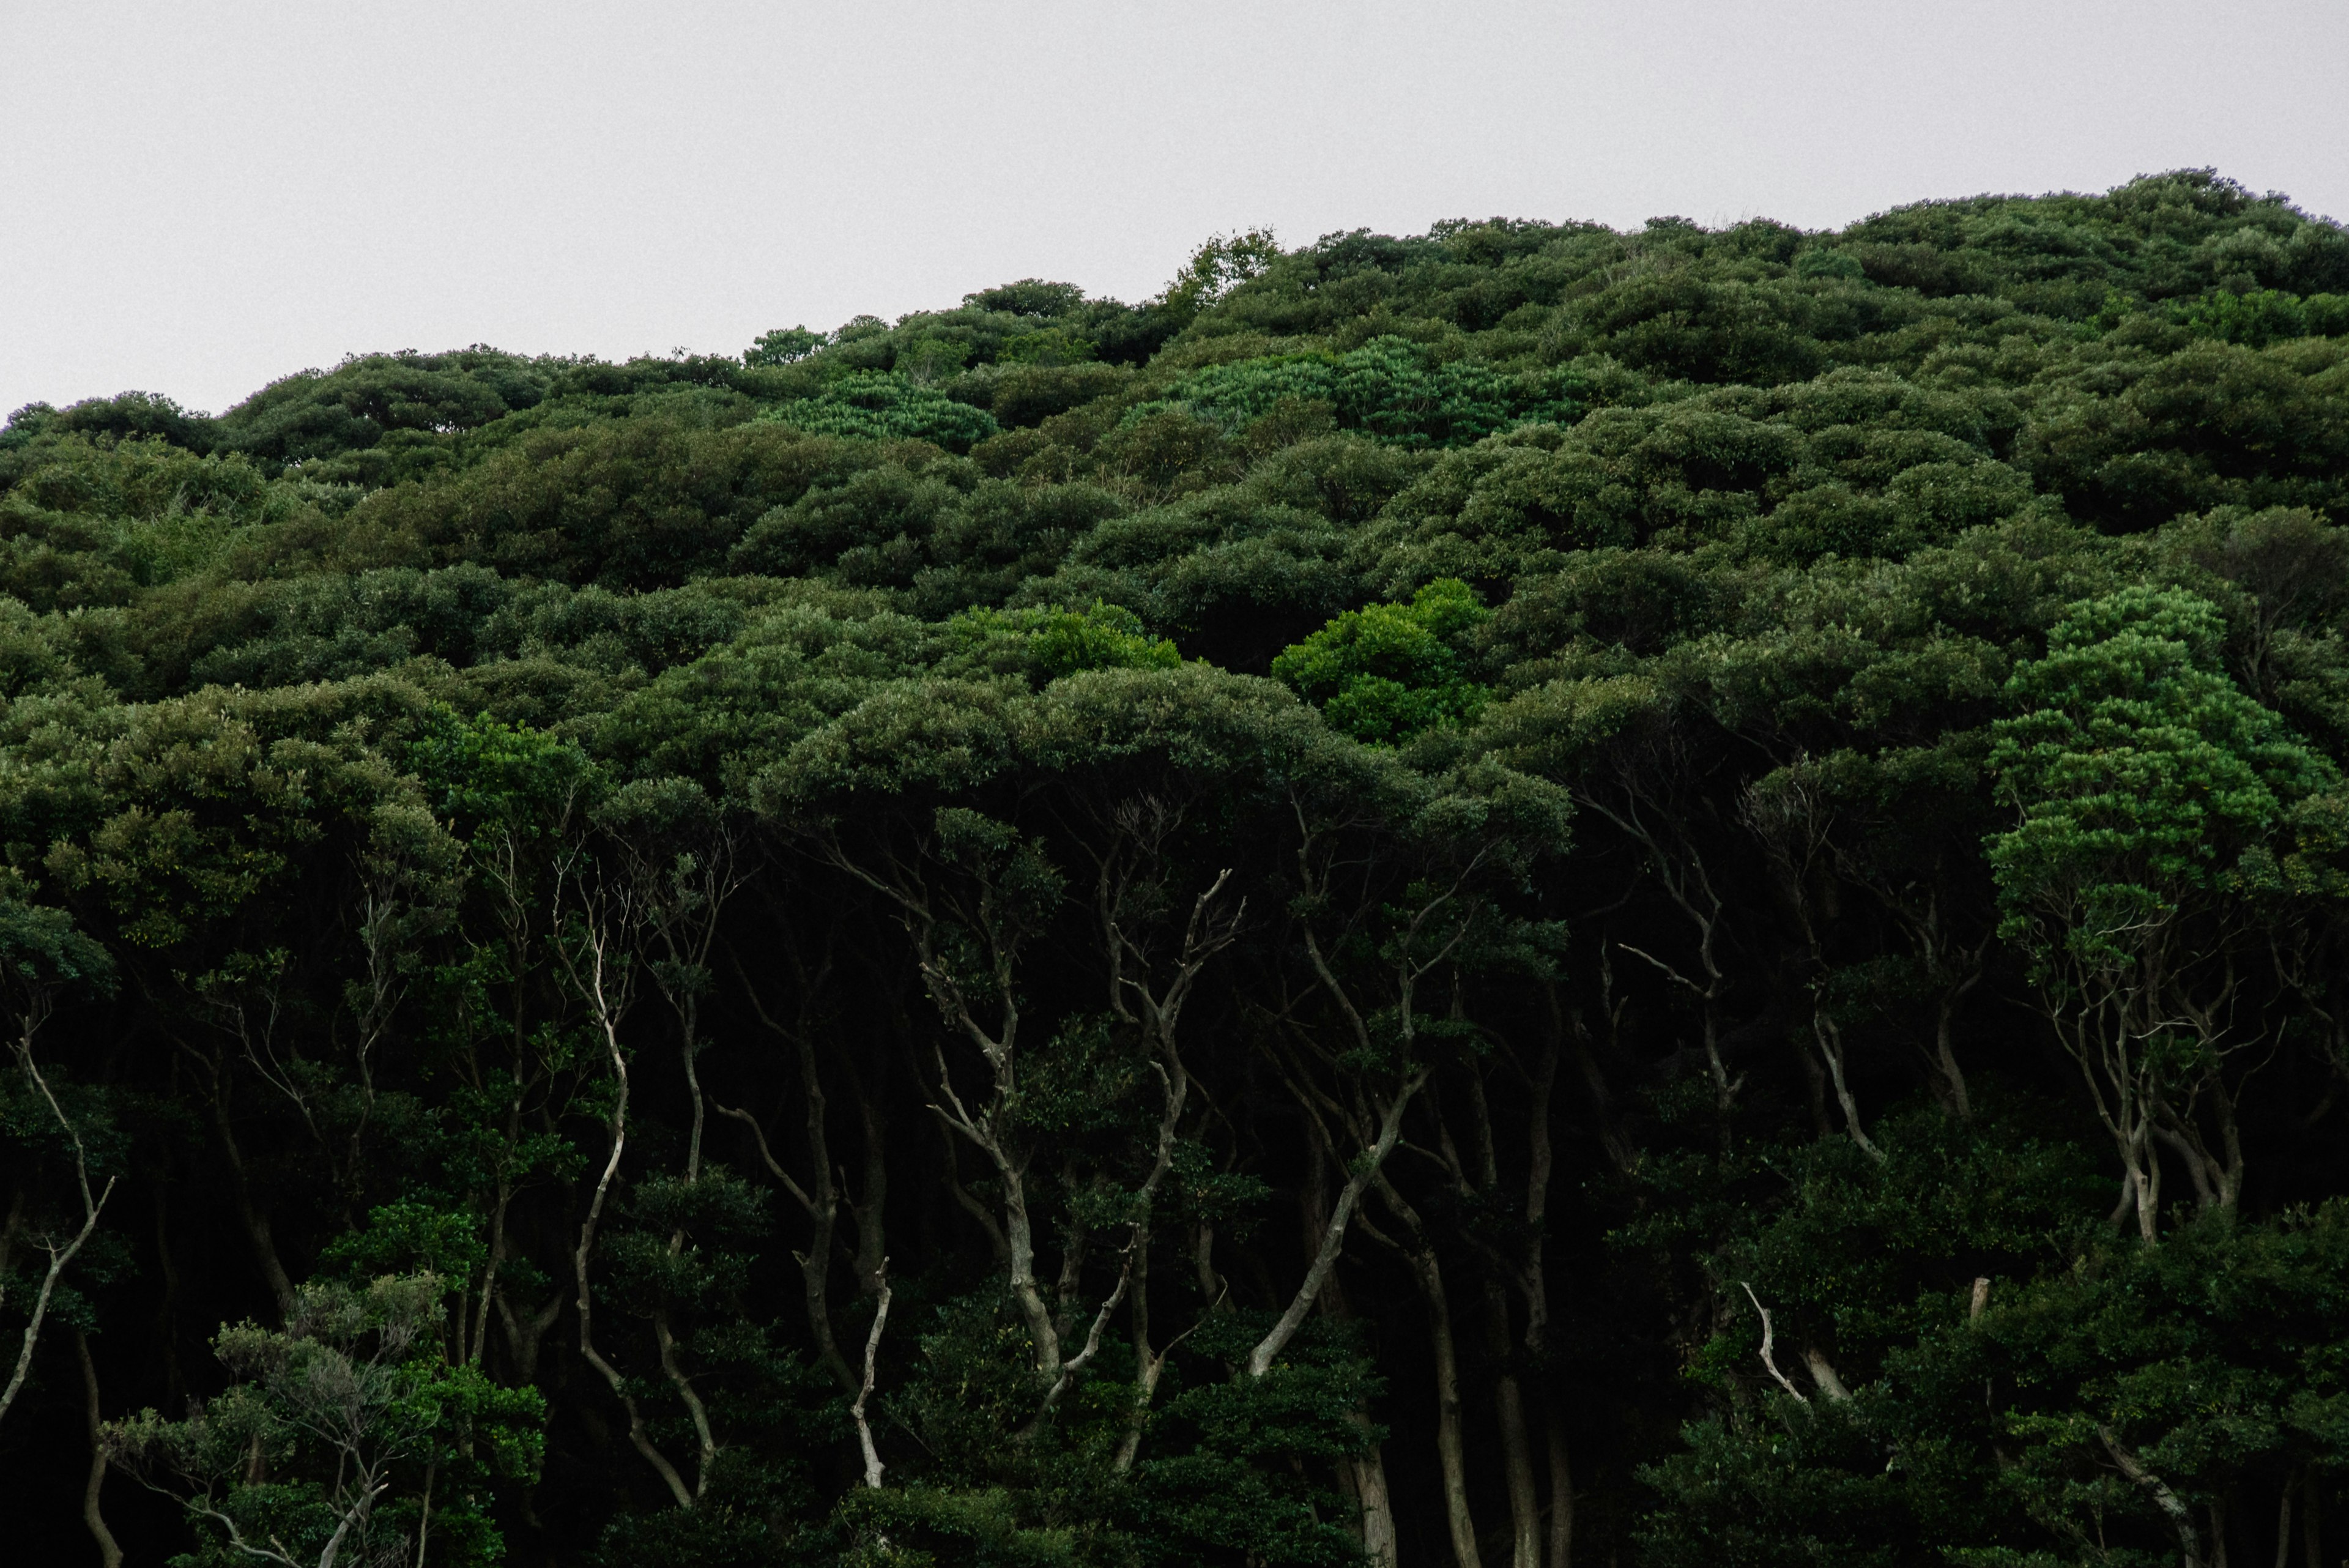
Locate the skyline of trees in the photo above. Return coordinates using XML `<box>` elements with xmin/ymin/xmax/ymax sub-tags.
<box><xmin>3</xmin><ymin>167</ymin><xmax>2348</xmax><ymax>1567</ymax></box>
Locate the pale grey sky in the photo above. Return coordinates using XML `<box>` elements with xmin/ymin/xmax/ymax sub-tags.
<box><xmin>5</xmin><ymin>0</ymin><xmax>2345</xmax><ymax>418</ymax></box>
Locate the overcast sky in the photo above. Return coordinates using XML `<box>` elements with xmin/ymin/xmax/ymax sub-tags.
<box><xmin>5</xmin><ymin>0</ymin><xmax>2345</xmax><ymax>418</ymax></box>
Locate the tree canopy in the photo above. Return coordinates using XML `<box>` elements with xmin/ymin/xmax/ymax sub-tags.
<box><xmin>6</xmin><ymin>168</ymin><xmax>2349</xmax><ymax>1568</ymax></box>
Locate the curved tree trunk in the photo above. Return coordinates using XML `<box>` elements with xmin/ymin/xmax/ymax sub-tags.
<box><xmin>77</xmin><ymin>1329</ymin><xmax>122</xmax><ymax>1568</ymax></box>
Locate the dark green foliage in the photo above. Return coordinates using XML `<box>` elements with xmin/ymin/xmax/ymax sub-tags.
<box><xmin>1641</xmin><ymin>1190</ymin><xmax>2349</xmax><ymax>1568</ymax></box>
<box><xmin>8</xmin><ymin>171</ymin><xmax>2349</xmax><ymax>1568</ymax></box>
<box><xmin>220</xmin><ymin>349</ymin><xmax>557</xmax><ymax>460</ymax></box>
<box><xmin>748</xmin><ymin>328</ymin><xmax>829</xmax><ymax>368</ymax></box>
<box><xmin>334</xmin><ymin>417</ymin><xmax>867</xmax><ymax>585</ymax></box>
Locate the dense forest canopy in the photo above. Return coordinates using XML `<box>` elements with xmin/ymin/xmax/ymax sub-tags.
<box><xmin>4</xmin><ymin>168</ymin><xmax>2349</xmax><ymax>1568</ymax></box>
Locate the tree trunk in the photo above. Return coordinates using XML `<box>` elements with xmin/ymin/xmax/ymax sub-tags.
<box><xmin>1493</xmin><ymin>1364</ymin><xmax>1540</xmax><ymax>1568</ymax></box>
<box><xmin>791</xmin><ymin>1039</ymin><xmax>853</xmax><ymax>1391</ymax></box>
<box><xmin>848</xmin><ymin>1042</ymin><xmax>891</xmax><ymax>1299</ymax></box>
<box><xmin>1245</xmin><ymin>1068</ymin><xmax>1425</xmax><ymax>1377</ymax></box>
<box><xmin>1794</xmin><ymin>1031</ymin><xmax>1833</xmax><ymax>1140</ymax></box>
<box><xmin>1527</xmin><ymin>996</ymin><xmax>1573</xmax><ymax>1568</ymax></box>
<box><xmin>1344</xmin><ymin>1422</ymin><xmax>1400</xmax><ymax>1568</ymax></box>
<box><xmin>2099</xmin><ymin>1425</ymin><xmax>2202</xmax><ymax>1568</ymax></box>
<box><xmin>1933</xmin><ymin>980</ymin><xmax>1974</xmax><ymax>1121</ymax></box>
<box><xmin>1459</xmin><ymin>1059</ymin><xmax>1535</xmax><ymax>1568</ymax></box>
<box><xmin>729</xmin><ymin>943</ymin><xmax>869</xmax><ymax>1393</ymax></box>
<box><xmin>209</xmin><ymin>1085</ymin><xmax>297</xmax><ymax>1318</ymax></box>
<box><xmin>76</xmin><ymin>1330</ymin><xmax>122</xmax><ymax>1568</ymax></box>
<box><xmin>1545</xmin><ymin>1401</ymin><xmax>1574</xmax><ymax>1568</ymax></box>
<box><xmin>1114</xmin><ymin>1243</ymin><xmax>1156</xmax><ymax>1473</ymax></box>
<box><xmin>1485</xmin><ymin>1279</ymin><xmax>1540</xmax><ymax>1568</ymax></box>
<box><xmin>1300</xmin><ymin>1131</ymin><xmax>1397</xmax><ymax>1566</ymax></box>
<box><xmin>1405</xmin><ymin>1241</ymin><xmax>1482</xmax><ymax>1568</ymax></box>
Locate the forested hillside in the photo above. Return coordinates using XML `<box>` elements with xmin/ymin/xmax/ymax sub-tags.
<box><xmin>5</xmin><ymin>168</ymin><xmax>2349</xmax><ymax>1568</ymax></box>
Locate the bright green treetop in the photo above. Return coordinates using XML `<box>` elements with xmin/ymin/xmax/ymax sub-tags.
<box><xmin>1271</xmin><ymin>577</ymin><xmax>1492</xmax><ymax>745</ymax></box>
<box><xmin>1987</xmin><ymin>585</ymin><xmax>2336</xmax><ymax>960</ymax></box>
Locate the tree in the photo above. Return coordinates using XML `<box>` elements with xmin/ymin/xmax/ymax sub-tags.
<box><xmin>0</xmin><ymin>898</ymin><xmax>117</xmax><ymax>1432</ymax></box>
<box><xmin>1988</xmin><ymin>587</ymin><xmax>2334</xmax><ymax>1239</ymax></box>
<box><xmin>106</xmin><ymin>1273</ymin><xmax>544</xmax><ymax>1568</ymax></box>
<box><xmin>746</xmin><ymin>329</ymin><xmax>826</xmax><ymax>368</ymax></box>
<box><xmin>1271</xmin><ymin>578</ymin><xmax>1491</xmax><ymax>745</ymax></box>
<box><xmin>6</xmin><ymin>167</ymin><xmax>2349</xmax><ymax>1568</ymax></box>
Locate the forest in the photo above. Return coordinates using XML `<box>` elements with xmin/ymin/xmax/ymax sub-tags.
<box><xmin>2</xmin><ymin>168</ymin><xmax>2348</xmax><ymax>1568</ymax></box>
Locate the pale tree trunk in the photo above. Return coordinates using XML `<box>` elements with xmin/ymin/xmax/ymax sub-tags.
<box><xmin>0</xmin><ymin>1006</ymin><xmax>121</xmax><ymax>1430</ymax></box>
<box><xmin>2044</xmin><ymin>900</ymin><xmax>2264</xmax><ymax>1246</ymax></box>
<box><xmin>2101</xmin><ymin>1425</ymin><xmax>2203</xmax><ymax>1568</ymax></box>
<box><xmin>1741</xmin><ymin>771</ymin><xmax>1868</xmax><ymax>1158</ymax></box>
<box><xmin>839</xmin><ymin>817</ymin><xmax>1236</xmax><ymax>1440</ymax></box>
<box><xmin>472</xmin><ymin>1122</ymin><xmax>516</xmax><ymax>1364</ymax></box>
<box><xmin>1929</xmin><ymin>952</ymin><xmax>1981</xmax><ymax>1122</ymax></box>
<box><xmin>494</xmin><ymin>1274</ymin><xmax>563</xmax><ymax>1385</ymax></box>
<box><xmin>639</xmin><ymin>828</ymin><xmax>743</xmax><ymax>1502</ymax></box>
<box><xmin>1811</xmin><ymin>1011</ymin><xmax>1884</xmax><ymax>1164</ymax></box>
<box><xmin>850</xmin><ymin>1263</ymin><xmax>891</xmax><ymax>1489</ymax></box>
<box><xmin>1113</xmin><ymin>1242</ymin><xmax>1157</xmax><ymax>1474</ymax></box>
<box><xmin>1041</xmin><ymin>864</ymin><xmax>1234</xmax><ymax>1419</ymax></box>
<box><xmin>828</xmin><ymin>839</ymin><xmax>1064</xmax><ymax>1383</ymax></box>
<box><xmin>1247</xmin><ymin>791</ymin><xmax>1479</xmax><ymax>1376</ymax></box>
<box><xmin>2155</xmin><ymin>1060</ymin><xmax>2247</xmax><ymax>1217</ymax></box>
<box><xmin>1245</xmin><ymin>1067</ymin><xmax>1423</xmax><ymax>1377</ymax></box>
<box><xmin>1075</xmin><ymin>834</ymin><xmax>1240</xmax><ymax>1445</ymax></box>
<box><xmin>1877</xmin><ymin>886</ymin><xmax>1981</xmax><ymax>1124</ymax></box>
<box><xmin>845</xmin><ymin>1019</ymin><xmax>892</xmax><ymax>1300</ymax></box>
<box><xmin>2051</xmin><ymin>978</ymin><xmax>2166</xmax><ymax>1245</ymax></box>
<box><xmin>558</xmin><ymin>863</ymin><xmax>696</xmax><ymax>1511</ymax></box>
<box><xmin>470</xmin><ymin>1045</ymin><xmax>566</xmax><ymax>1374</ymax></box>
<box><xmin>469</xmin><ymin>827</ymin><xmax>560</xmax><ymax>1373</ymax></box>
<box><xmin>1344</xmin><ymin>1427</ymin><xmax>1401</xmax><ymax>1568</ymax></box>
<box><xmin>2153</xmin><ymin>965</ymin><xmax>2251</xmax><ymax>1218</ymax></box>
<box><xmin>1298</xmin><ymin>1127</ymin><xmax>1398</xmax><ymax>1568</ymax></box>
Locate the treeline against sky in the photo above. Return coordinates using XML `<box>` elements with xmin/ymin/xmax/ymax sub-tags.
<box><xmin>4</xmin><ymin>169</ymin><xmax>2349</xmax><ymax>1568</ymax></box>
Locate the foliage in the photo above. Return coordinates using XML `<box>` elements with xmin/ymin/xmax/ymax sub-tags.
<box><xmin>765</xmin><ymin>373</ymin><xmax>1003</xmax><ymax>453</ymax></box>
<box><xmin>4</xmin><ymin>169</ymin><xmax>2349</xmax><ymax>1568</ymax></box>
<box><xmin>105</xmin><ymin>1274</ymin><xmax>544</xmax><ymax>1568</ymax></box>
<box><xmin>1126</xmin><ymin>336</ymin><xmax>1581</xmax><ymax>448</ymax></box>
<box><xmin>1988</xmin><ymin>585</ymin><xmax>2334</xmax><ymax>959</ymax></box>
<box><xmin>1272</xmin><ymin>577</ymin><xmax>1491</xmax><ymax>743</ymax></box>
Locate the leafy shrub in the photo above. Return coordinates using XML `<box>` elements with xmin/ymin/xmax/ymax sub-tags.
<box><xmin>766</xmin><ymin>372</ymin><xmax>1003</xmax><ymax>452</ymax></box>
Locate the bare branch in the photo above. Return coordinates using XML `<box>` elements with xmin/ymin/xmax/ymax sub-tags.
<box><xmin>1737</xmin><ymin>1283</ymin><xmax>1808</xmax><ymax>1406</ymax></box>
<box><xmin>0</xmin><ymin>1009</ymin><xmax>118</xmax><ymax>1432</ymax></box>
<box><xmin>852</xmin><ymin>1263</ymin><xmax>892</xmax><ymax>1489</ymax></box>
